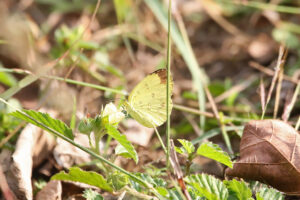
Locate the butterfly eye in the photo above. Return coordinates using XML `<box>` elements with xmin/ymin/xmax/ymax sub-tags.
<box><xmin>122</xmin><ymin>109</ymin><xmax>128</xmax><ymax>115</ymax></box>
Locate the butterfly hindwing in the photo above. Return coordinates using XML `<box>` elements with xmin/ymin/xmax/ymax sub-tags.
<box><xmin>126</xmin><ymin>69</ymin><xmax>173</xmax><ymax>128</ymax></box>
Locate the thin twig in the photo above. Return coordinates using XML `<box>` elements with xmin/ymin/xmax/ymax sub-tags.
<box><xmin>274</xmin><ymin>47</ymin><xmax>288</xmax><ymax>118</ymax></box>
<box><xmin>211</xmin><ymin>76</ymin><xmax>256</xmax><ymax>105</ymax></box>
<box><xmin>169</xmin><ymin>140</ymin><xmax>192</xmax><ymax>200</ymax></box>
<box><xmin>295</xmin><ymin>117</ymin><xmax>300</xmax><ymax>131</ymax></box>
<box><xmin>259</xmin><ymin>76</ymin><xmax>266</xmax><ymax>113</ymax></box>
<box><xmin>249</xmin><ymin>61</ymin><xmax>299</xmax><ymax>84</ymax></box>
<box><xmin>282</xmin><ymin>83</ymin><xmax>300</xmax><ymax>122</ymax></box>
<box><xmin>261</xmin><ymin>46</ymin><xmax>287</xmax><ymax>119</ymax></box>
<box><xmin>183</xmin><ymin>113</ymin><xmax>202</xmax><ymax>136</ymax></box>
<box><xmin>0</xmin><ymin>122</ymin><xmax>25</xmax><ymax>148</ymax></box>
<box><xmin>204</xmin><ymin>86</ymin><xmax>233</xmax><ymax>154</ymax></box>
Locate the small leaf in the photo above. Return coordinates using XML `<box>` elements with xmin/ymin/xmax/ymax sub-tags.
<box><xmin>178</xmin><ymin>139</ymin><xmax>195</xmax><ymax>154</ymax></box>
<box><xmin>105</xmin><ymin>124</ymin><xmax>138</xmax><ymax>163</ymax></box>
<box><xmin>174</xmin><ymin>146</ymin><xmax>185</xmax><ymax>154</ymax></box>
<box><xmin>156</xmin><ymin>187</ymin><xmax>169</xmax><ymax>198</ymax></box>
<box><xmin>51</xmin><ymin>167</ymin><xmax>112</xmax><ymax>192</ymax></box>
<box><xmin>107</xmin><ymin>171</ymin><xmax>129</xmax><ymax>191</ymax></box>
<box><xmin>224</xmin><ymin>179</ymin><xmax>252</xmax><ymax>200</ymax></box>
<box><xmin>115</xmin><ymin>144</ymin><xmax>133</xmax><ymax>159</ymax></box>
<box><xmin>82</xmin><ymin>189</ymin><xmax>104</xmax><ymax>200</ymax></box>
<box><xmin>256</xmin><ymin>187</ymin><xmax>284</xmax><ymax>200</ymax></box>
<box><xmin>185</xmin><ymin>174</ymin><xmax>228</xmax><ymax>200</ymax></box>
<box><xmin>197</xmin><ymin>142</ymin><xmax>233</xmax><ymax>168</ymax></box>
<box><xmin>0</xmin><ymin>71</ymin><xmax>17</xmax><ymax>87</ymax></box>
<box><xmin>11</xmin><ymin>109</ymin><xmax>74</xmax><ymax>140</ymax></box>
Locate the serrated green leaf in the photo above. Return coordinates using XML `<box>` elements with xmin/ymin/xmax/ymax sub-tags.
<box><xmin>185</xmin><ymin>174</ymin><xmax>228</xmax><ymax>200</ymax></box>
<box><xmin>249</xmin><ymin>181</ymin><xmax>283</xmax><ymax>200</ymax></box>
<box><xmin>256</xmin><ymin>187</ymin><xmax>284</xmax><ymax>200</ymax></box>
<box><xmin>82</xmin><ymin>189</ymin><xmax>104</xmax><ymax>200</ymax></box>
<box><xmin>51</xmin><ymin>167</ymin><xmax>112</xmax><ymax>192</ymax></box>
<box><xmin>105</xmin><ymin>124</ymin><xmax>138</xmax><ymax>163</ymax></box>
<box><xmin>11</xmin><ymin>109</ymin><xmax>73</xmax><ymax>140</ymax></box>
<box><xmin>224</xmin><ymin>179</ymin><xmax>252</xmax><ymax>200</ymax></box>
<box><xmin>168</xmin><ymin>189</ymin><xmax>184</xmax><ymax>200</ymax></box>
<box><xmin>197</xmin><ymin>142</ymin><xmax>233</xmax><ymax>168</ymax></box>
<box><xmin>178</xmin><ymin>139</ymin><xmax>195</xmax><ymax>154</ymax></box>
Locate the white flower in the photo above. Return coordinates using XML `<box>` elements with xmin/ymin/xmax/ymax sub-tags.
<box><xmin>102</xmin><ymin>103</ymin><xmax>125</xmax><ymax>124</ymax></box>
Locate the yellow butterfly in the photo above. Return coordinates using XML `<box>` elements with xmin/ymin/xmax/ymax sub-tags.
<box><xmin>124</xmin><ymin>69</ymin><xmax>173</xmax><ymax>128</ymax></box>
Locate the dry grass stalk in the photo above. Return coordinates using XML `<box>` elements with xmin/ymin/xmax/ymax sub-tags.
<box><xmin>169</xmin><ymin>140</ymin><xmax>192</xmax><ymax>200</ymax></box>
<box><xmin>296</xmin><ymin>117</ymin><xmax>300</xmax><ymax>131</ymax></box>
<box><xmin>249</xmin><ymin>61</ymin><xmax>299</xmax><ymax>84</ymax></box>
<box><xmin>208</xmin><ymin>76</ymin><xmax>256</xmax><ymax>106</ymax></box>
<box><xmin>273</xmin><ymin>47</ymin><xmax>288</xmax><ymax>118</ymax></box>
<box><xmin>259</xmin><ymin>76</ymin><xmax>266</xmax><ymax>113</ymax></box>
<box><xmin>282</xmin><ymin>83</ymin><xmax>300</xmax><ymax>122</ymax></box>
<box><xmin>262</xmin><ymin>46</ymin><xmax>287</xmax><ymax>119</ymax></box>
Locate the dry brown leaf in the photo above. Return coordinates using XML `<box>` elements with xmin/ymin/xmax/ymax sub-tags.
<box><xmin>0</xmin><ymin>110</ymin><xmax>57</xmax><ymax>200</ymax></box>
<box><xmin>53</xmin><ymin>134</ymin><xmax>91</xmax><ymax>168</ymax></box>
<box><xmin>226</xmin><ymin>120</ymin><xmax>300</xmax><ymax>195</ymax></box>
<box><xmin>35</xmin><ymin>181</ymin><xmax>62</xmax><ymax>200</ymax></box>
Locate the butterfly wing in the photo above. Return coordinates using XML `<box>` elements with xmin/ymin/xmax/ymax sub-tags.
<box><xmin>126</xmin><ymin>69</ymin><xmax>173</xmax><ymax>128</ymax></box>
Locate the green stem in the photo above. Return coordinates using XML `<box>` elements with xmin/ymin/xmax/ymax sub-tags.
<box><xmin>154</xmin><ymin>127</ymin><xmax>167</xmax><ymax>154</ymax></box>
<box><xmin>0</xmin><ymin>98</ymin><xmax>164</xmax><ymax>199</ymax></box>
<box><xmin>166</xmin><ymin>0</ymin><xmax>172</xmax><ymax>168</ymax></box>
<box><xmin>224</xmin><ymin>0</ymin><xmax>300</xmax><ymax>14</ymax></box>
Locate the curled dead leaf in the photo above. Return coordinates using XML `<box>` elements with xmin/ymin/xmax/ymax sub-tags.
<box><xmin>226</xmin><ymin>120</ymin><xmax>300</xmax><ymax>195</ymax></box>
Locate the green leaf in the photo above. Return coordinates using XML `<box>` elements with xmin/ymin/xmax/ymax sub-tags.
<box><xmin>197</xmin><ymin>142</ymin><xmax>233</xmax><ymax>168</ymax></box>
<box><xmin>0</xmin><ymin>71</ymin><xmax>17</xmax><ymax>87</ymax></box>
<box><xmin>177</xmin><ymin>139</ymin><xmax>195</xmax><ymax>154</ymax></box>
<box><xmin>115</xmin><ymin>144</ymin><xmax>133</xmax><ymax>159</ymax></box>
<box><xmin>185</xmin><ymin>174</ymin><xmax>228</xmax><ymax>200</ymax></box>
<box><xmin>107</xmin><ymin>171</ymin><xmax>129</xmax><ymax>191</ymax></box>
<box><xmin>168</xmin><ymin>188</ymin><xmax>184</xmax><ymax>200</ymax></box>
<box><xmin>51</xmin><ymin>167</ymin><xmax>112</xmax><ymax>192</ymax></box>
<box><xmin>256</xmin><ymin>187</ymin><xmax>283</xmax><ymax>200</ymax></box>
<box><xmin>105</xmin><ymin>124</ymin><xmax>138</xmax><ymax>163</ymax></box>
<box><xmin>82</xmin><ymin>189</ymin><xmax>104</xmax><ymax>200</ymax></box>
<box><xmin>224</xmin><ymin>179</ymin><xmax>252</xmax><ymax>200</ymax></box>
<box><xmin>272</xmin><ymin>28</ymin><xmax>300</xmax><ymax>49</ymax></box>
<box><xmin>156</xmin><ymin>187</ymin><xmax>169</xmax><ymax>198</ymax></box>
<box><xmin>11</xmin><ymin>109</ymin><xmax>74</xmax><ymax>140</ymax></box>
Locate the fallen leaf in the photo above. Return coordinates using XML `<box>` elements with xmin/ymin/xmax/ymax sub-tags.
<box><xmin>226</xmin><ymin>120</ymin><xmax>300</xmax><ymax>195</ymax></box>
<box><xmin>35</xmin><ymin>181</ymin><xmax>62</xmax><ymax>200</ymax></box>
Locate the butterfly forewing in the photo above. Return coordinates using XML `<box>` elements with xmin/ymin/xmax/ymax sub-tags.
<box><xmin>127</xmin><ymin>69</ymin><xmax>173</xmax><ymax>128</ymax></box>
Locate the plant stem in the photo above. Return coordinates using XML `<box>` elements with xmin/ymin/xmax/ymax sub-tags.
<box><xmin>0</xmin><ymin>98</ymin><xmax>164</xmax><ymax>199</ymax></box>
<box><xmin>154</xmin><ymin>127</ymin><xmax>167</xmax><ymax>154</ymax></box>
<box><xmin>166</xmin><ymin>0</ymin><xmax>172</xmax><ymax>168</ymax></box>
<box><xmin>296</xmin><ymin>116</ymin><xmax>300</xmax><ymax>131</ymax></box>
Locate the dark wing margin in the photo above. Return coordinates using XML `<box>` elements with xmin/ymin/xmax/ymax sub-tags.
<box><xmin>151</xmin><ymin>69</ymin><xmax>167</xmax><ymax>84</ymax></box>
